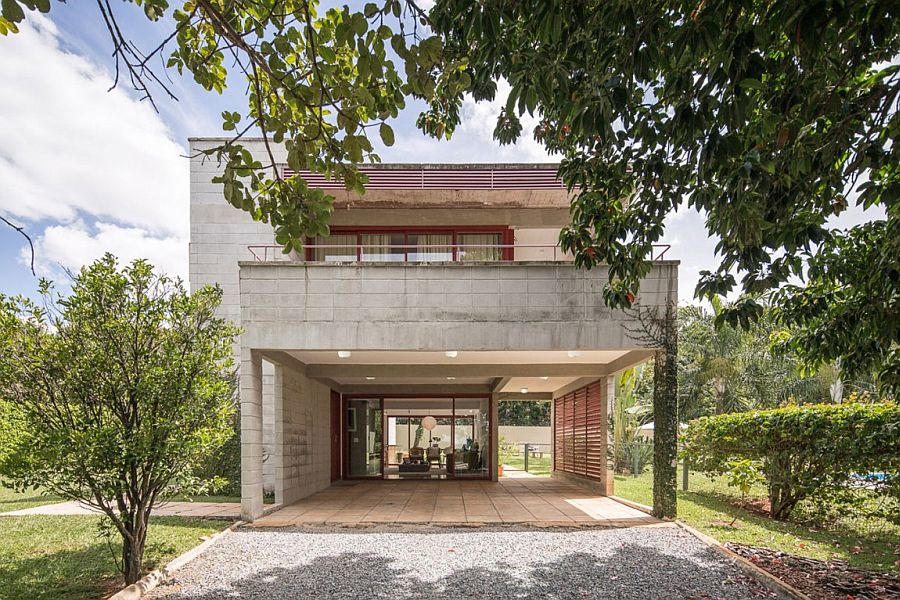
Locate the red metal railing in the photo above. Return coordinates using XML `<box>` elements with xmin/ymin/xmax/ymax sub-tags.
<box><xmin>246</xmin><ymin>243</ymin><xmax>671</xmax><ymax>262</ymax></box>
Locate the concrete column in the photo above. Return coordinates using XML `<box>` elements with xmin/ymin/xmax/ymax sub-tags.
<box><xmin>262</xmin><ymin>361</ymin><xmax>276</xmax><ymax>495</ymax></box>
<box><xmin>490</xmin><ymin>393</ymin><xmax>500</xmax><ymax>481</ymax></box>
<box><xmin>272</xmin><ymin>363</ymin><xmax>286</xmax><ymax>506</ymax></box>
<box><xmin>549</xmin><ymin>396</ymin><xmax>556</xmax><ymax>474</ymax></box>
<box><xmin>601</xmin><ymin>376</ymin><xmax>613</xmax><ymax>496</ymax></box>
<box><xmin>241</xmin><ymin>349</ymin><xmax>264</xmax><ymax>521</ymax></box>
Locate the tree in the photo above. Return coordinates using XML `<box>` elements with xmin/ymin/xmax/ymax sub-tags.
<box><xmin>608</xmin><ymin>366</ymin><xmax>652</xmax><ymax>474</ymax></box>
<box><xmin>0</xmin><ymin>255</ymin><xmax>239</xmax><ymax>585</ymax></box>
<box><xmin>0</xmin><ymin>0</ymin><xmax>466</xmax><ymax>257</ymax></box>
<box><xmin>4</xmin><ymin>2</ymin><xmax>894</xmax><ymax>388</ymax></box>
<box><xmin>498</xmin><ymin>400</ymin><xmax>550</xmax><ymax>426</ymax></box>
<box><xmin>421</xmin><ymin>0</ymin><xmax>899</xmax><ymax>391</ymax></box>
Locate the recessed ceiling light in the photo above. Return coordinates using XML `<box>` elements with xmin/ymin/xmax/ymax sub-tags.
<box><xmin>539</xmin><ymin>376</ymin><xmax>549</xmax><ymax>380</ymax></box>
<box><xmin>446</xmin><ymin>376</ymin><xmax>456</xmax><ymax>380</ymax></box>
<box><xmin>567</xmin><ymin>350</ymin><xmax>581</xmax><ymax>358</ymax></box>
<box><xmin>445</xmin><ymin>350</ymin><xmax>458</xmax><ymax>358</ymax></box>
<box><xmin>337</xmin><ymin>350</ymin><xmax>352</xmax><ymax>358</ymax></box>
<box><xmin>520</xmin><ymin>387</ymin><xmax>529</xmax><ymax>394</ymax></box>
<box><xmin>365</xmin><ymin>376</ymin><xmax>375</xmax><ymax>381</ymax></box>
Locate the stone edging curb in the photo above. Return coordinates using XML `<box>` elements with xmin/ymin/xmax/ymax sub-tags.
<box><xmin>605</xmin><ymin>496</ymin><xmax>811</xmax><ymax>600</ymax></box>
<box><xmin>608</xmin><ymin>495</ymin><xmax>654</xmax><ymax>514</ymax></box>
<box><xmin>674</xmin><ymin>520</ymin><xmax>812</xmax><ymax>600</ymax></box>
<box><xmin>109</xmin><ymin>520</ymin><xmax>243</xmax><ymax>600</ymax></box>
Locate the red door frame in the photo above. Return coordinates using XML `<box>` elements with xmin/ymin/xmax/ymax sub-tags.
<box><xmin>341</xmin><ymin>394</ymin><xmax>493</xmax><ymax>481</ymax></box>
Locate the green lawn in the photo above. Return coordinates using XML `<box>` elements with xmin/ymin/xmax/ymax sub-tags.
<box><xmin>0</xmin><ymin>486</ymin><xmax>64</xmax><ymax>513</ymax></box>
<box><xmin>0</xmin><ymin>514</ymin><xmax>226</xmax><ymax>599</ymax></box>
<box><xmin>502</xmin><ymin>452</ymin><xmax>553</xmax><ymax>476</ymax></box>
<box><xmin>614</xmin><ymin>469</ymin><xmax>900</xmax><ymax>573</ymax></box>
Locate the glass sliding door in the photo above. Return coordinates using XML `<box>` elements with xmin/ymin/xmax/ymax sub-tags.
<box><xmin>457</xmin><ymin>232</ymin><xmax>503</xmax><ymax>261</ymax></box>
<box><xmin>452</xmin><ymin>397</ymin><xmax>491</xmax><ymax>478</ymax></box>
<box><xmin>408</xmin><ymin>233</ymin><xmax>452</xmax><ymax>262</ymax></box>
<box><xmin>312</xmin><ymin>233</ymin><xmax>357</xmax><ymax>262</ymax></box>
<box><xmin>346</xmin><ymin>398</ymin><xmax>383</xmax><ymax>477</ymax></box>
<box><xmin>382</xmin><ymin>398</ymin><xmax>455</xmax><ymax>479</ymax></box>
<box><xmin>345</xmin><ymin>396</ymin><xmax>491</xmax><ymax>480</ymax></box>
<box><xmin>361</xmin><ymin>233</ymin><xmax>405</xmax><ymax>262</ymax></box>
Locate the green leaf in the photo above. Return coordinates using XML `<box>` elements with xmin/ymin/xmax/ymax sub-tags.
<box><xmin>2</xmin><ymin>0</ymin><xmax>25</xmax><ymax>23</ymax></box>
<box><xmin>739</xmin><ymin>78</ymin><xmax>764</xmax><ymax>90</ymax></box>
<box><xmin>379</xmin><ymin>122</ymin><xmax>394</xmax><ymax>146</ymax></box>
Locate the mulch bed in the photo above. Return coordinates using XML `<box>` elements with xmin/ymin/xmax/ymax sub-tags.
<box><xmin>726</xmin><ymin>542</ymin><xmax>900</xmax><ymax>600</ymax></box>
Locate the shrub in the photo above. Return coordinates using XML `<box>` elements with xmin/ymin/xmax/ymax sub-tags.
<box><xmin>681</xmin><ymin>403</ymin><xmax>899</xmax><ymax>519</ymax></box>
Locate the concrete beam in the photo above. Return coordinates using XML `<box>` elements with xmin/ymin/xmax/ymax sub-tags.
<box><xmin>604</xmin><ymin>349</ymin><xmax>656</xmax><ymax>374</ymax></box>
<box><xmin>495</xmin><ymin>392</ymin><xmax>553</xmax><ymax>401</ymax></box>
<box><xmin>306</xmin><ymin>363</ymin><xmax>613</xmax><ymax>379</ymax></box>
<box><xmin>339</xmin><ymin>383</ymin><xmax>492</xmax><ymax>395</ymax></box>
<box><xmin>259</xmin><ymin>350</ymin><xmax>309</xmax><ymax>374</ymax></box>
<box><xmin>552</xmin><ymin>377</ymin><xmax>603</xmax><ymax>399</ymax></box>
<box><xmin>491</xmin><ymin>377</ymin><xmax>512</xmax><ymax>392</ymax></box>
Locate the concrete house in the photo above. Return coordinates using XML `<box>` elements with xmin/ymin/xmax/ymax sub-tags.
<box><xmin>189</xmin><ymin>138</ymin><xmax>678</xmax><ymax>521</ymax></box>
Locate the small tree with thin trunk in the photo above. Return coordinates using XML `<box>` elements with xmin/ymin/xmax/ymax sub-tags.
<box><xmin>0</xmin><ymin>254</ymin><xmax>239</xmax><ymax>585</ymax></box>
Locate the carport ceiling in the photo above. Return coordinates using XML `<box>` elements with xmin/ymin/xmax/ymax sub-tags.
<box><xmin>284</xmin><ymin>349</ymin><xmax>653</xmax><ymax>395</ymax></box>
<box><xmin>288</xmin><ymin>350</ymin><xmax>632</xmax><ymax>365</ymax></box>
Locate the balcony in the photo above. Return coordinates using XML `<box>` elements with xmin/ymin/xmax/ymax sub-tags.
<box><xmin>236</xmin><ymin>255</ymin><xmax>679</xmax><ymax>354</ymax></box>
<box><xmin>247</xmin><ymin>242</ymin><xmax>672</xmax><ymax>264</ymax></box>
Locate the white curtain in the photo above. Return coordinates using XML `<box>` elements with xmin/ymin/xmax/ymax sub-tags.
<box><xmin>411</xmin><ymin>234</ymin><xmax>452</xmax><ymax>261</ymax></box>
<box><xmin>361</xmin><ymin>234</ymin><xmax>404</xmax><ymax>261</ymax></box>
<box><xmin>458</xmin><ymin>233</ymin><xmax>502</xmax><ymax>261</ymax></box>
<box><xmin>312</xmin><ymin>234</ymin><xmax>356</xmax><ymax>261</ymax></box>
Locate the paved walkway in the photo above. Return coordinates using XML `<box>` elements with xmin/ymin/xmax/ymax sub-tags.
<box><xmin>248</xmin><ymin>478</ymin><xmax>656</xmax><ymax>527</ymax></box>
<box><xmin>0</xmin><ymin>500</ymin><xmax>240</xmax><ymax>520</ymax></box>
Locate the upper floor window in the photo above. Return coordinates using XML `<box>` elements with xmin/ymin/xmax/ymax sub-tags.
<box><xmin>309</xmin><ymin>228</ymin><xmax>511</xmax><ymax>262</ymax></box>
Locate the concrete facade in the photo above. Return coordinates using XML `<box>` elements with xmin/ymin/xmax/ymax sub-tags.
<box><xmin>238</xmin><ymin>262</ymin><xmax>677</xmax><ymax>352</ymax></box>
<box><xmin>271</xmin><ymin>360</ymin><xmax>332</xmax><ymax>506</ymax></box>
<box><xmin>188</xmin><ymin>138</ymin><xmax>679</xmax><ymax>521</ymax></box>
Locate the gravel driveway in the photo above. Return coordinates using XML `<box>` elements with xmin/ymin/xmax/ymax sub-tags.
<box><xmin>149</xmin><ymin>525</ymin><xmax>773</xmax><ymax>599</ymax></box>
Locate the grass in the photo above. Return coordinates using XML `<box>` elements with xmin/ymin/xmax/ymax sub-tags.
<box><xmin>0</xmin><ymin>514</ymin><xmax>226</xmax><ymax>599</ymax></box>
<box><xmin>502</xmin><ymin>452</ymin><xmax>552</xmax><ymax>476</ymax></box>
<box><xmin>0</xmin><ymin>486</ymin><xmax>64</xmax><ymax>514</ymax></box>
<box><xmin>614</xmin><ymin>469</ymin><xmax>900</xmax><ymax>573</ymax></box>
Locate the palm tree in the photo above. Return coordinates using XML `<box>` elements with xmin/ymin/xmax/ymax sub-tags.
<box><xmin>609</xmin><ymin>367</ymin><xmax>653</xmax><ymax>473</ymax></box>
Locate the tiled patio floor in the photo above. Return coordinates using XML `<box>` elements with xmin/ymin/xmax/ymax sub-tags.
<box><xmin>248</xmin><ymin>478</ymin><xmax>658</xmax><ymax>528</ymax></box>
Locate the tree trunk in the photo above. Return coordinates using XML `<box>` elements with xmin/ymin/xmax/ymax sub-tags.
<box><xmin>652</xmin><ymin>305</ymin><xmax>678</xmax><ymax>519</ymax></box>
<box><xmin>122</xmin><ymin>515</ymin><xmax>148</xmax><ymax>585</ymax></box>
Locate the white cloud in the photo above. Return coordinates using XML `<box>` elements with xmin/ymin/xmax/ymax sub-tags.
<box><xmin>454</xmin><ymin>80</ymin><xmax>552</xmax><ymax>162</ymax></box>
<box><xmin>28</xmin><ymin>222</ymin><xmax>188</xmax><ymax>281</ymax></box>
<box><xmin>384</xmin><ymin>80</ymin><xmax>552</xmax><ymax>162</ymax></box>
<box><xmin>0</xmin><ymin>15</ymin><xmax>189</xmax><ymax>276</ymax></box>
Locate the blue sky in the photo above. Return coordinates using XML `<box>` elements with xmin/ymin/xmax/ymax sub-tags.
<box><xmin>0</xmin><ymin>3</ymin><xmax>879</xmax><ymax>303</ymax></box>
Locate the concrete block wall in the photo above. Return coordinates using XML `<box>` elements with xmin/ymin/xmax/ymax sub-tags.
<box><xmin>272</xmin><ymin>361</ymin><xmax>332</xmax><ymax>505</ymax></box>
<box><xmin>190</xmin><ymin>142</ymin><xmax>285</xmax><ymax>499</ymax></box>
<box><xmin>238</xmin><ymin>261</ymin><xmax>679</xmax><ymax>352</ymax></box>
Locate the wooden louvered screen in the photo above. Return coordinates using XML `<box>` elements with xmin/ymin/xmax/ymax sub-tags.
<box><xmin>553</xmin><ymin>381</ymin><xmax>606</xmax><ymax>481</ymax></box>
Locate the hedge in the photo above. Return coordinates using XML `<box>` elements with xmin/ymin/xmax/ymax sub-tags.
<box><xmin>681</xmin><ymin>403</ymin><xmax>899</xmax><ymax>519</ymax></box>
